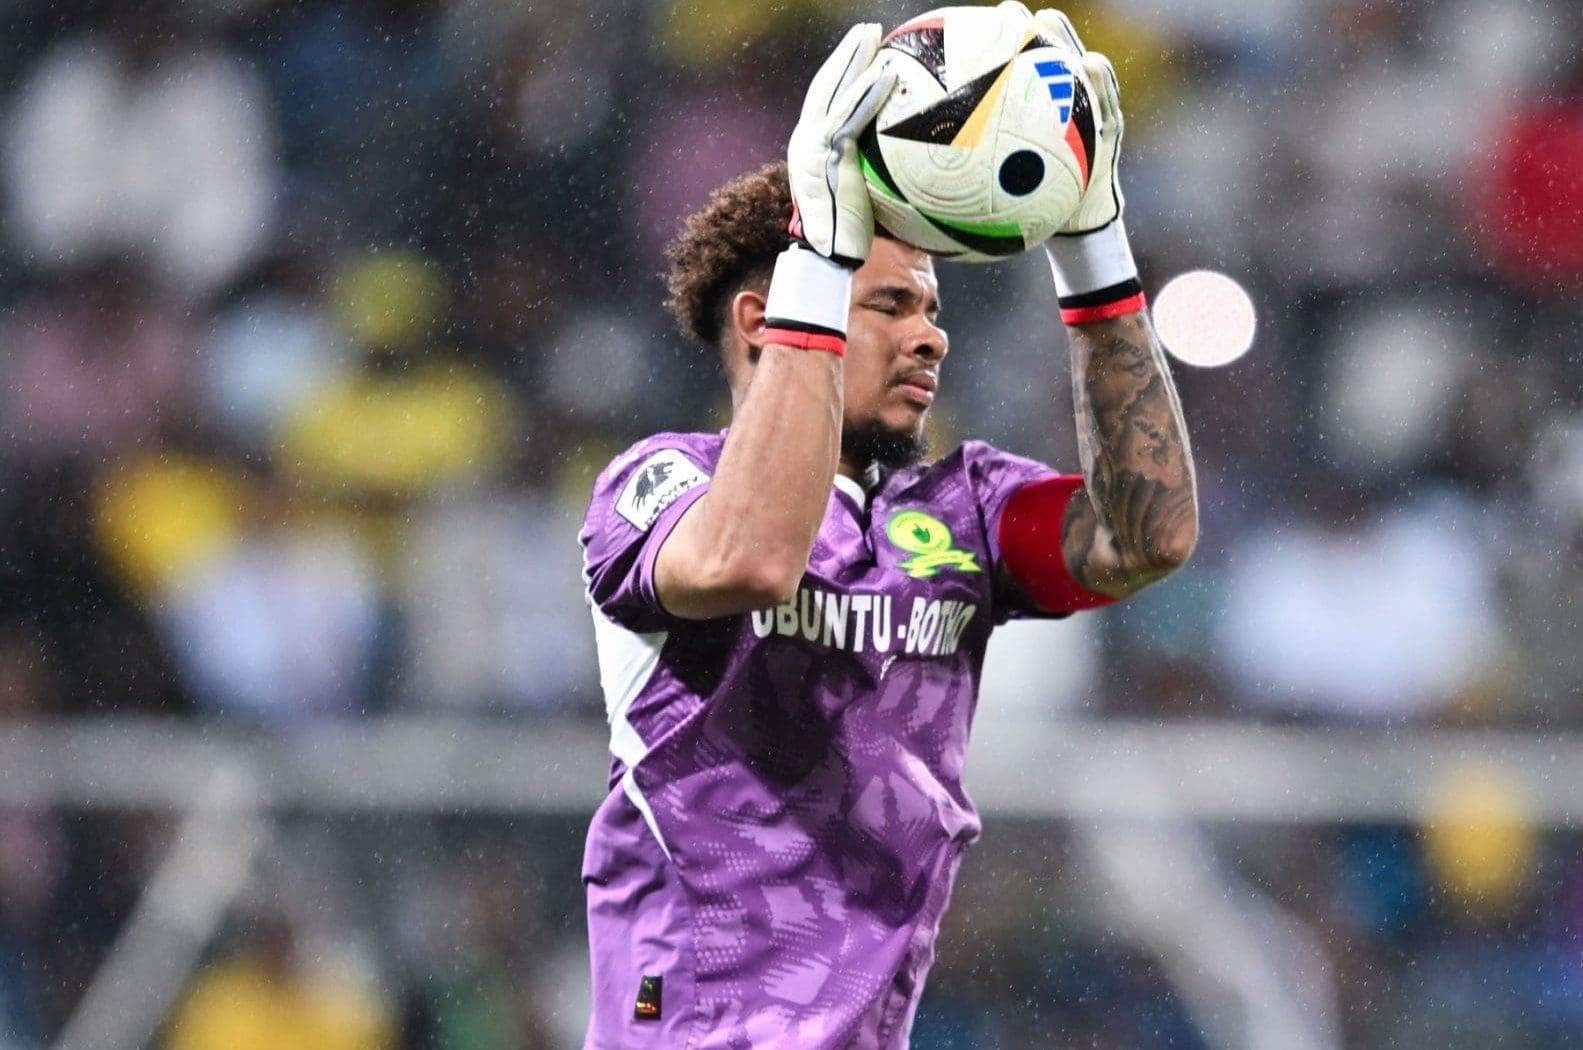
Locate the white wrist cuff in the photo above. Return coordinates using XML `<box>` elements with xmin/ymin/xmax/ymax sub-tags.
<box><xmin>1044</xmin><ymin>223</ymin><xmax>1138</xmax><ymax>299</ymax></box>
<box><xmin>763</xmin><ymin>245</ymin><xmax>852</xmax><ymax>335</ymax></box>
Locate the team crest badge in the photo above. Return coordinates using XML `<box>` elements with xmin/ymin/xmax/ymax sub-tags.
<box><xmin>886</xmin><ymin>510</ymin><xmax>981</xmax><ymax>579</ymax></box>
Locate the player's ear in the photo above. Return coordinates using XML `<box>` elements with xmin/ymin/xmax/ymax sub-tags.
<box><xmin>730</xmin><ymin>287</ymin><xmax>767</xmax><ymax>367</ymax></box>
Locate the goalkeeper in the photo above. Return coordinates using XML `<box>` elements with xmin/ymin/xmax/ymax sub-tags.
<box><xmin>580</xmin><ymin>9</ymin><xmax>1197</xmax><ymax>1048</ymax></box>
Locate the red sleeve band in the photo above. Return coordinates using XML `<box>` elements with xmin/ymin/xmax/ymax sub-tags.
<box><xmin>762</xmin><ymin>327</ymin><xmax>846</xmax><ymax>355</ymax></box>
<box><xmin>998</xmin><ymin>475</ymin><xmax>1117</xmax><ymax>614</ymax></box>
<box><xmin>1058</xmin><ymin>291</ymin><xmax>1147</xmax><ymax>325</ymax></box>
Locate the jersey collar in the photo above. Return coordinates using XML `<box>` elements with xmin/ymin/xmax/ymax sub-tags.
<box><xmin>832</xmin><ymin>473</ymin><xmax>868</xmax><ymax>509</ymax></box>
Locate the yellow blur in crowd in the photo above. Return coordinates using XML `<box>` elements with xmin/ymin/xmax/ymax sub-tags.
<box><xmin>1424</xmin><ymin>762</ymin><xmax>1538</xmax><ymax>913</ymax></box>
<box><xmin>659</xmin><ymin>0</ymin><xmax>1180</xmax><ymax>126</ymax></box>
<box><xmin>279</xmin><ymin>364</ymin><xmax>514</xmax><ymax>500</ymax></box>
<box><xmin>164</xmin><ymin>960</ymin><xmax>393</xmax><ymax>1050</ymax></box>
<box><xmin>93</xmin><ymin>457</ymin><xmax>246</xmax><ymax>600</ymax></box>
<box><xmin>282</xmin><ymin>251</ymin><xmax>516</xmax><ymax>502</ymax></box>
<box><xmin>89</xmin><ymin>251</ymin><xmax>520</xmax><ymax>601</ymax></box>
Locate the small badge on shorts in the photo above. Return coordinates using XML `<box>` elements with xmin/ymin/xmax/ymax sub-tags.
<box><xmin>634</xmin><ymin>974</ymin><xmax>663</xmax><ymax>1021</ymax></box>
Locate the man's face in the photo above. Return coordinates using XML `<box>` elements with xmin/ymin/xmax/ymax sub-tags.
<box><xmin>841</xmin><ymin>238</ymin><xmax>948</xmax><ymax>469</ymax></box>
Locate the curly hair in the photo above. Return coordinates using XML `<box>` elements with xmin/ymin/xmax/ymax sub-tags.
<box><xmin>663</xmin><ymin>160</ymin><xmax>793</xmax><ymax>351</ymax></box>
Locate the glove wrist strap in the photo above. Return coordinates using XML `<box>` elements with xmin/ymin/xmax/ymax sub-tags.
<box><xmin>1045</xmin><ymin>223</ymin><xmax>1146</xmax><ymax>324</ymax></box>
<box><xmin>763</xmin><ymin>244</ymin><xmax>851</xmax><ymax>355</ymax></box>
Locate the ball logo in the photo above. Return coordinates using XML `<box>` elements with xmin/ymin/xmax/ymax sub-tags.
<box><xmin>1034</xmin><ymin>59</ymin><xmax>1075</xmax><ymax>124</ymax></box>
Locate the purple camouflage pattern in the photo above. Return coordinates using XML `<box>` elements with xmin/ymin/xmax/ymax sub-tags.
<box><xmin>580</xmin><ymin>431</ymin><xmax>1078</xmax><ymax>1049</ymax></box>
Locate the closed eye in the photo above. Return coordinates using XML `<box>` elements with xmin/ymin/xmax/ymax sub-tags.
<box><xmin>863</xmin><ymin>287</ymin><xmax>942</xmax><ymax>319</ymax></box>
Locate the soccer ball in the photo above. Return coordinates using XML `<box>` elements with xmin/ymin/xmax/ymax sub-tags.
<box><xmin>859</xmin><ymin>3</ymin><xmax>1098</xmax><ymax>262</ymax></box>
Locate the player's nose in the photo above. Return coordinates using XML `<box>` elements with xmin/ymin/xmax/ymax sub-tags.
<box><xmin>906</xmin><ymin>317</ymin><xmax>948</xmax><ymax>363</ymax></box>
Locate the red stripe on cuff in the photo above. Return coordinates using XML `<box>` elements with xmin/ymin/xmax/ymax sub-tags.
<box><xmin>1059</xmin><ymin>291</ymin><xmax>1147</xmax><ymax>325</ymax></box>
<box><xmin>762</xmin><ymin>327</ymin><xmax>846</xmax><ymax>355</ymax></box>
<box><xmin>998</xmin><ymin>475</ymin><xmax>1117</xmax><ymax>614</ymax></box>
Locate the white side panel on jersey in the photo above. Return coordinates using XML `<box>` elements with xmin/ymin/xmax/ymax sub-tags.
<box><xmin>833</xmin><ymin>473</ymin><xmax>869</xmax><ymax>509</ymax></box>
<box><xmin>588</xmin><ymin>604</ymin><xmax>673</xmax><ymax>859</ymax></box>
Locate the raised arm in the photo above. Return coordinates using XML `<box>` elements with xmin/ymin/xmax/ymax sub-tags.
<box><xmin>1062</xmin><ymin>310</ymin><xmax>1197</xmax><ymax>596</ymax></box>
<box><xmin>1038</xmin><ymin>10</ymin><xmax>1197</xmax><ymax>599</ymax></box>
<box><xmin>655</xmin><ymin>25</ymin><xmax>895</xmax><ymax>619</ymax></box>
<box><xmin>656</xmin><ymin>332</ymin><xmax>844</xmax><ymax>619</ymax></box>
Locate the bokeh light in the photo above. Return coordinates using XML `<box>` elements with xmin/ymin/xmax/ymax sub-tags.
<box><xmin>1151</xmin><ymin>269</ymin><xmax>1256</xmax><ymax>368</ymax></box>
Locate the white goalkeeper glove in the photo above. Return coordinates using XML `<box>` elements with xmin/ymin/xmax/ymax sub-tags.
<box><xmin>1035</xmin><ymin>9</ymin><xmax>1144</xmax><ymax>323</ymax></box>
<box><xmin>764</xmin><ymin>24</ymin><xmax>896</xmax><ymax>354</ymax></box>
<box><xmin>785</xmin><ymin>23</ymin><xmax>896</xmax><ymax>268</ymax></box>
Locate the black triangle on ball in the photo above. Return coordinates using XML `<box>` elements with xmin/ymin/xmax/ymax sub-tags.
<box><xmin>883</xmin><ymin>26</ymin><xmax>948</xmax><ymax>87</ymax></box>
<box><xmin>879</xmin><ymin>63</ymin><xmax>1008</xmax><ymax>145</ymax></box>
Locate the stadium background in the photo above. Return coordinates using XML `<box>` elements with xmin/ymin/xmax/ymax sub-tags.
<box><xmin>0</xmin><ymin>0</ymin><xmax>1580</xmax><ymax>1046</ymax></box>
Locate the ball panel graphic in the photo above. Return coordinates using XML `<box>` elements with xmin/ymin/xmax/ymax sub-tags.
<box><xmin>861</xmin><ymin>5</ymin><xmax>1094</xmax><ymax>262</ymax></box>
<box><xmin>998</xmin><ymin>150</ymin><xmax>1044</xmax><ymax>196</ymax></box>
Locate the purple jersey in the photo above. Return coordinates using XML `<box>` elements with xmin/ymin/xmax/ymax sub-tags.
<box><xmin>580</xmin><ymin>432</ymin><xmax>1080</xmax><ymax>1049</ymax></box>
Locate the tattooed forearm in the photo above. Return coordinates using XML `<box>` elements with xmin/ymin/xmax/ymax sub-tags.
<box><xmin>1062</xmin><ymin>311</ymin><xmax>1198</xmax><ymax>596</ymax></box>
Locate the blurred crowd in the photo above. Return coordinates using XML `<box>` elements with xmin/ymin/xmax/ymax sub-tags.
<box><xmin>0</xmin><ymin>0</ymin><xmax>1580</xmax><ymax>1045</ymax></box>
